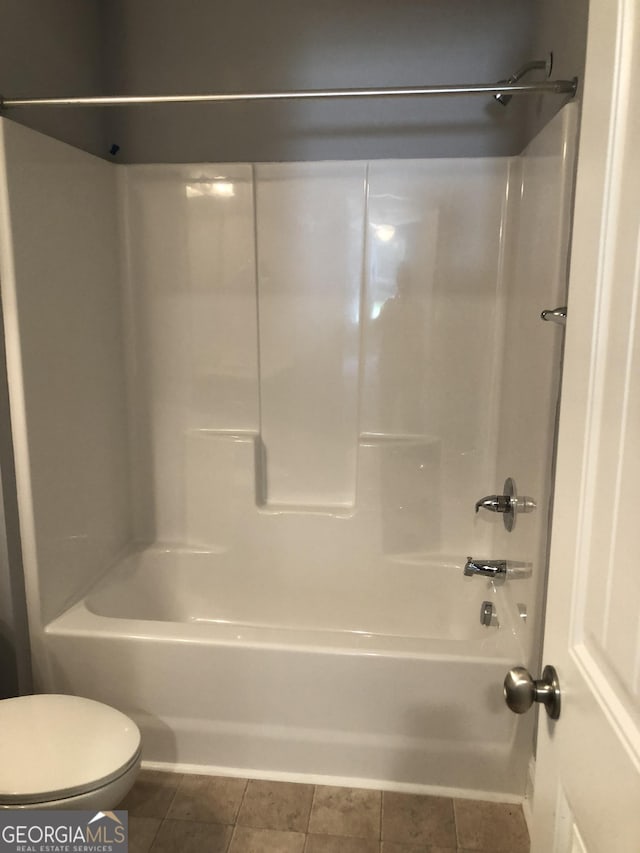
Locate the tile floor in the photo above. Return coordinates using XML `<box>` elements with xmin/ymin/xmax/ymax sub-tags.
<box><xmin>120</xmin><ymin>771</ymin><xmax>530</xmax><ymax>853</ymax></box>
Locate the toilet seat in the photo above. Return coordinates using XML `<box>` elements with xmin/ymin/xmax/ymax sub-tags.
<box><xmin>0</xmin><ymin>694</ymin><xmax>141</xmax><ymax>806</ymax></box>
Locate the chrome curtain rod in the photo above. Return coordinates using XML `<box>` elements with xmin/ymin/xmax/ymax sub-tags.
<box><xmin>0</xmin><ymin>79</ymin><xmax>577</xmax><ymax>109</ymax></box>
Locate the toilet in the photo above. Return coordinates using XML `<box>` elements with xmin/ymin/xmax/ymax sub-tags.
<box><xmin>0</xmin><ymin>694</ymin><xmax>141</xmax><ymax>810</ymax></box>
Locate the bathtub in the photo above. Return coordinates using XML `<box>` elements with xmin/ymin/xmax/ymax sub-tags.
<box><xmin>43</xmin><ymin>546</ymin><xmax>531</xmax><ymax>798</ymax></box>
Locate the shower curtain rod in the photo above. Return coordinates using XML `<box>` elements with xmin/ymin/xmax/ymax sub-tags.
<box><xmin>0</xmin><ymin>78</ymin><xmax>578</xmax><ymax>109</ymax></box>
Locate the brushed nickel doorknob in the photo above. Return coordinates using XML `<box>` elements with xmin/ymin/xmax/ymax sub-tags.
<box><xmin>503</xmin><ymin>665</ymin><xmax>561</xmax><ymax>720</ymax></box>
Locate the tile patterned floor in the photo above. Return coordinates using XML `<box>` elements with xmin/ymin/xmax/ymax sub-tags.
<box><xmin>120</xmin><ymin>771</ymin><xmax>530</xmax><ymax>853</ymax></box>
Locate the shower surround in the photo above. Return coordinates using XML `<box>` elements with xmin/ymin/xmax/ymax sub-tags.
<box><xmin>0</xmin><ymin>106</ymin><xmax>577</xmax><ymax>798</ymax></box>
<box><xmin>122</xmin><ymin>157</ymin><xmax>507</xmax><ymax>554</ymax></box>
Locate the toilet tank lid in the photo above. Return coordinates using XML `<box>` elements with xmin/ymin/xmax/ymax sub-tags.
<box><xmin>0</xmin><ymin>694</ymin><xmax>141</xmax><ymax>803</ymax></box>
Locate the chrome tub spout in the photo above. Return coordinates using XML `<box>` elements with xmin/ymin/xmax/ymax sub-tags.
<box><xmin>464</xmin><ymin>557</ymin><xmax>507</xmax><ymax>579</ymax></box>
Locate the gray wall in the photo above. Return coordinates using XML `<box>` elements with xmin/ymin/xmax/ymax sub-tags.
<box><xmin>0</xmin><ymin>1</ymin><xmax>588</xmax><ymax>163</ymax></box>
<box><xmin>102</xmin><ymin>0</ymin><xmax>537</xmax><ymax>162</ymax></box>
<box><xmin>0</xmin><ymin>0</ymin><xmax>109</xmax><ymax>158</ymax></box>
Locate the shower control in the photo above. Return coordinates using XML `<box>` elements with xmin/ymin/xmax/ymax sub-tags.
<box><xmin>480</xmin><ymin>601</ymin><xmax>496</xmax><ymax>626</ymax></box>
<box><xmin>475</xmin><ymin>495</ymin><xmax>512</xmax><ymax>514</ymax></box>
<box><xmin>503</xmin><ymin>665</ymin><xmax>561</xmax><ymax>720</ymax></box>
<box><xmin>464</xmin><ymin>558</ymin><xmax>507</xmax><ymax>580</ymax></box>
<box><xmin>475</xmin><ymin>477</ymin><xmax>535</xmax><ymax>531</ymax></box>
<box><xmin>541</xmin><ymin>306</ymin><xmax>567</xmax><ymax>325</ymax></box>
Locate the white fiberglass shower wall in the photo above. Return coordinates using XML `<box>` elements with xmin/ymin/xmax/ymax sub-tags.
<box><xmin>0</xmin><ymin>103</ymin><xmax>577</xmax><ymax>798</ymax></box>
<box><xmin>120</xmin><ymin>156</ymin><xmax>506</xmax><ymax>621</ymax></box>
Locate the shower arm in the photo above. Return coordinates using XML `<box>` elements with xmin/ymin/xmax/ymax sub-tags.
<box><xmin>494</xmin><ymin>57</ymin><xmax>554</xmax><ymax>106</ymax></box>
<box><xmin>504</xmin><ymin>59</ymin><xmax>549</xmax><ymax>85</ymax></box>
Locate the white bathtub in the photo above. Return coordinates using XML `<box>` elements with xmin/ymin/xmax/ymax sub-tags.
<box><xmin>43</xmin><ymin>546</ymin><xmax>531</xmax><ymax>798</ymax></box>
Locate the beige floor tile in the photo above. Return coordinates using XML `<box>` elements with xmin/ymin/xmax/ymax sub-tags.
<box><xmin>120</xmin><ymin>770</ymin><xmax>183</xmax><ymax>818</ymax></box>
<box><xmin>167</xmin><ymin>773</ymin><xmax>247</xmax><ymax>824</ymax></box>
<box><xmin>308</xmin><ymin>786</ymin><xmax>381</xmax><ymax>839</ymax></box>
<box><xmin>128</xmin><ymin>817</ymin><xmax>161</xmax><ymax>853</ymax></box>
<box><xmin>454</xmin><ymin>800</ymin><xmax>529</xmax><ymax>853</ymax></box>
<box><xmin>305</xmin><ymin>833</ymin><xmax>379</xmax><ymax>852</ymax></box>
<box><xmin>228</xmin><ymin>826</ymin><xmax>306</xmax><ymax>853</ymax></box>
<box><xmin>382</xmin><ymin>792</ymin><xmax>456</xmax><ymax>847</ymax></box>
<box><xmin>380</xmin><ymin>843</ymin><xmax>425</xmax><ymax>853</ymax></box>
<box><xmin>237</xmin><ymin>779</ymin><xmax>314</xmax><ymax>832</ymax></box>
<box><xmin>150</xmin><ymin>818</ymin><xmax>231</xmax><ymax>852</ymax></box>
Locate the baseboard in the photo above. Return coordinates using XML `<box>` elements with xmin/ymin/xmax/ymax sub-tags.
<box><xmin>141</xmin><ymin>759</ymin><xmax>525</xmax><ymax>805</ymax></box>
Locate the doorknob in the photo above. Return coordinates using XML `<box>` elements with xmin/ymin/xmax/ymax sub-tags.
<box><xmin>503</xmin><ymin>665</ymin><xmax>561</xmax><ymax>720</ymax></box>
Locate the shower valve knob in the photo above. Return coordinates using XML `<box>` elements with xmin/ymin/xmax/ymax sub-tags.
<box><xmin>475</xmin><ymin>478</ymin><xmax>535</xmax><ymax>532</ymax></box>
<box><xmin>475</xmin><ymin>494</ymin><xmax>512</xmax><ymax>514</ymax></box>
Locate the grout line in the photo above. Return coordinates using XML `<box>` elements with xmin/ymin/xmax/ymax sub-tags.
<box><xmin>232</xmin><ymin>776</ymin><xmax>250</xmax><ymax>828</ymax></box>
<box><xmin>307</xmin><ymin>784</ymin><xmax>318</xmax><ymax>834</ymax></box>
<box><xmin>163</xmin><ymin>773</ymin><xmax>182</xmax><ymax>819</ymax></box>
<box><xmin>453</xmin><ymin>796</ymin><xmax>461</xmax><ymax>849</ymax></box>
<box><xmin>146</xmin><ymin>816</ymin><xmax>163</xmax><ymax>853</ymax></box>
<box><xmin>226</xmin><ymin>821</ymin><xmax>239</xmax><ymax>853</ymax></box>
<box><xmin>379</xmin><ymin>788</ymin><xmax>384</xmax><ymax>843</ymax></box>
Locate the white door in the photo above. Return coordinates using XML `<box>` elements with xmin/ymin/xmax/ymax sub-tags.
<box><xmin>531</xmin><ymin>0</ymin><xmax>640</xmax><ymax>850</ymax></box>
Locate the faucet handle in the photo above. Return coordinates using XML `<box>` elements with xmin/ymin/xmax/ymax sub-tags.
<box><xmin>475</xmin><ymin>495</ymin><xmax>512</xmax><ymax>514</ymax></box>
<box><xmin>475</xmin><ymin>478</ymin><xmax>536</xmax><ymax>532</ymax></box>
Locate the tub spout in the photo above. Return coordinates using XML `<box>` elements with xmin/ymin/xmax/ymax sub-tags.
<box><xmin>464</xmin><ymin>557</ymin><xmax>507</xmax><ymax>579</ymax></box>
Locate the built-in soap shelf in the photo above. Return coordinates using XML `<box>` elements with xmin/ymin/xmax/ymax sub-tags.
<box><xmin>257</xmin><ymin>502</ymin><xmax>355</xmax><ymax>518</ymax></box>
<box><xmin>184</xmin><ymin>428</ymin><xmax>441</xmax><ymax>551</ymax></box>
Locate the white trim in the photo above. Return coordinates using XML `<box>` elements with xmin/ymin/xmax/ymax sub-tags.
<box><xmin>141</xmin><ymin>760</ymin><xmax>525</xmax><ymax>804</ymax></box>
<box><xmin>522</xmin><ymin>755</ymin><xmax>536</xmax><ymax>835</ymax></box>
